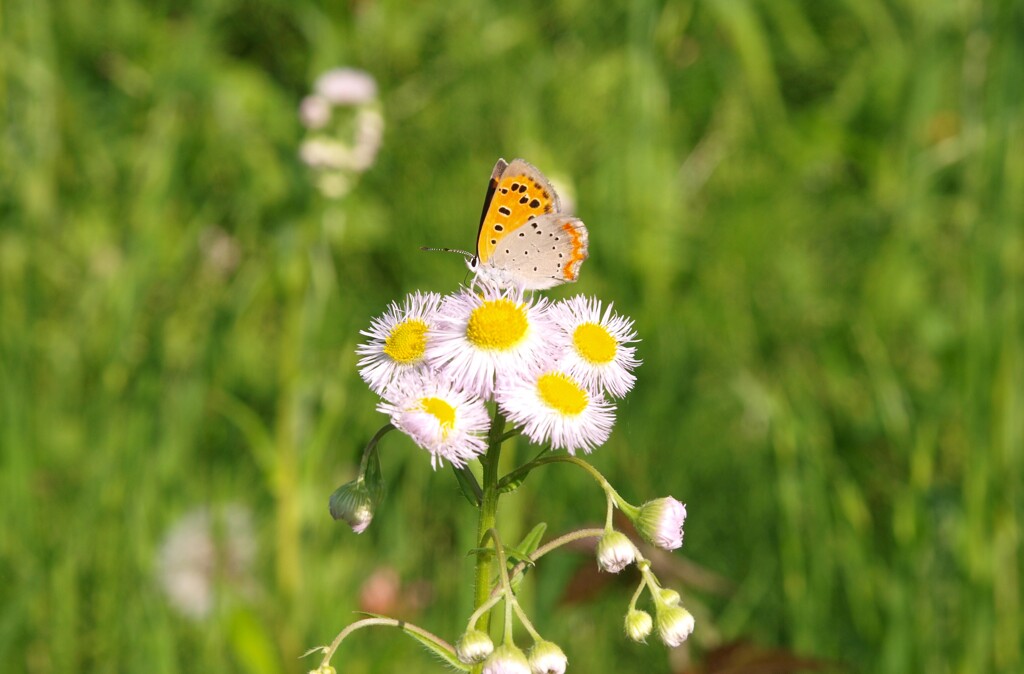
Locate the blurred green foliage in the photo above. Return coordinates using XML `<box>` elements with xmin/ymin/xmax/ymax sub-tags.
<box><xmin>1</xmin><ymin>0</ymin><xmax>1022</xmax><ymax>672</ymax></box>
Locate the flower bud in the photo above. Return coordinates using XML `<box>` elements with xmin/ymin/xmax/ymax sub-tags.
<box><xmin>657</xmin><ymin>588</ymin><xmax>681</xmax><ymax>607</ymax></box>
<box><xmin>456</xmin><ymin>629</ymin><xmax>495</xmax><ymax>664</ymax></box>
<box><xmin>596</xmin><ymin>530</ymin><xmax>636</xmax><ymax>573</ymax></box>
<box><xmin>635</xmin><ymin>497</ymin><xmax>686</xmax><ymax>550</ymax></box>
<box><xmin>329</xmin><ymin>479</ymin><xmax>376</xmax><ymax>533</ymax></box>
<box><xmin>624</xmin><ymin>609</ymin><xmax>653</xmax><ymax>643</ymax></box>
<box><xmin>528</xmin><ymin>640</ymin><xmax>567</xmax><ymax>674</ymax></box>
<box><xmin>656</xmin><ymin>605</ymin><xmax>694</xmax><ymax>647</ymax></box>
<box><xmin>482</xmin><ymin>644</ymin><xmax>531</xmax><ymax>674</ymax></box>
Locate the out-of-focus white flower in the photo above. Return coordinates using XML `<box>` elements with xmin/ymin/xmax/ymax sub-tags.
<box><xmin>426</xmin><ymin>283</ymin><xmax>554</xmax><ymax>401</ymax></box>
<box><xmin>635</xmin><ymin>497</ymin><xmax>687</xmax><ymax>550</ymax></box>
<box><xmin>482</xmin><ymin>644</ymin><xmax>531</xmax><ymax>674</ymax></box>
<box><xmin>357</xmin><ymin>291</ymin><xmax>444</xmax><ymax>395</ymax></box>
<box><xmin>496</xmin><ymin>367</ymin><xmax>615</xmax><ymax>454</ymax></box>
<box><xmin>299</xmin><ymin>138</ymin><xmax>352</xmax><ymax>170</ymax></box>
<box><xmin>299</xmin><ymin>94</ymin><xmax>332</xmax><ymax>129</ymax></box>
<box><xmin>378</xmin><ymin>371</ymin><xmax>491</xmax><ymax>468</ymax></box>
<box><xmin>456</xmin><ymin>629</ymin><xmax>495</xmax><ymax>664</ymax></box>
<box><xmin>301</xmin><ymin>68</ymin><xmax>383</xmax><ymax>198</ymax></box>
<box><xmin>596</xmin><ymin>530</ymin><xmax>636</xmax><ymax>573</ymax></box>
<box><xmin>350</xmin><ymin>108</ymin><xmax>384</xmax><ymax>171</ymax></box>
<box><xmin>548</xmin><ymin>296</ymin><xmax>640</xmax><ymax>398</ymax></box>
<box><xmin>315</xmin><ymin>68</ymin><xmax>378</xmax><ymax>106</ymax></box>
<box><xmin>624</xmin><ymin>609</ymin><xmax>653</xmax><ymax>642</ymax></box>
<box><xmin>527</xmin><ymin>640</ymin><xmax>567</xmax><ymax>674</ymax></box>
<box><xmin>656</xmin><ymin>605</ymin><xmax>694</xmax><ymax>647</ymax></box>
<box><xmin>317</xmin><ymin>173</ymin><xmax>351</xmax><ymax>199</ymax></box>
<box><xmin>156</xmin><ymin>504</ymin><xmax>256</xmax><ymax>620</ymax></box>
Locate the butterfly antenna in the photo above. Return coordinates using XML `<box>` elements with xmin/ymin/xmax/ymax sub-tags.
<box><xmin>419</xmin><ymin>246</ymin><xmax>474</xmax><ymax>260</ymax></box>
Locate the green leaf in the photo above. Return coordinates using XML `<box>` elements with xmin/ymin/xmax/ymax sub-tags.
<box><xmin>354</xmin><ymin>612</ymin><xmax>469</xmax><ymax>671</ymax></box>
<box><xmin>364</xmin><ymin>442</ymin><xmax>385</xmax><ymax>504</ymax></box>
<box><xmin>401</xmin><ymin>626</ymin><xmax>470</xmax><ymax>671</ymax></box>
<box><xmin>451</xmin><ymin>465</ymin><xmax>482</xmax><ymax>506</ymax></box>
<box><xmin>516</xmin><ymin>523</ymin><xmax>547</xmax><ymax>557</ymax></box>
<box><xmin>497</xmin><ymin>476</ymin><xmax>523</xmax><ymax>494</ymax></box>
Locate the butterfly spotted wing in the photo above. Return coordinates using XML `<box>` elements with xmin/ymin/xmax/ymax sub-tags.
<box><xmin>471</xmin><ymin>158</ymin><xmax>588</xmax><ymax>290</ymax></box>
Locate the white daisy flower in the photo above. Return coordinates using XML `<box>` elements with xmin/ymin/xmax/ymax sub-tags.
<box><xmin>548</xmin><ymin>296</ymin><xmax>640</xmax><ymax>398</ymax></box>
<box><xmin>496</xmin><ymin>368</ymin><xmax>615</xmax><ymax>454</ymax></box>
<box><xmin>426</xmin><ymin>283</ymin><xmax>555</xmax><ymax>401</ymax></box>
<box><xmin>378</xmin><ymin>372</ymin><xmax>490</xmax><ymax>468</ymax></box>
<box><xmin>357</xmin><ymin>291</ymin><xmax>443</xmax><ymax>395</ymax></box>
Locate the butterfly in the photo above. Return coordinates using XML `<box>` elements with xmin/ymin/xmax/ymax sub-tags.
<box><xmin>460</xmin><ymin>158</ymin><xmax>589</xmax><ymax>290</ymax></box>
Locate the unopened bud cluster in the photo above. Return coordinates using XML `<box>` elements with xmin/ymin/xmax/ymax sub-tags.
<box><xmin>593</xmin><ymin>496</ymin><xmax>694</xmax><ymax>649</ymax></box>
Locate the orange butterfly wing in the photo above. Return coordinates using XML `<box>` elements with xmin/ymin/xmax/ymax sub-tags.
<box><xmin>475</xmin><ymin>159</ymin><xmax>561</xmax><ymax>265</ymax></box>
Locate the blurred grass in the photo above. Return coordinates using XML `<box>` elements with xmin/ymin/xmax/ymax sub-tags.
<box><xmin>1</xmin><ymin>0</ymin><xmax>1022</xmax><ymax>672</ymax></box>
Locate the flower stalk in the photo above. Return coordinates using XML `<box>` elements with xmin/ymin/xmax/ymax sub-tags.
<box><xmin>472</xmin><ymin>408</ymin><xmax>507</xmax><ymax>643</ymax></box>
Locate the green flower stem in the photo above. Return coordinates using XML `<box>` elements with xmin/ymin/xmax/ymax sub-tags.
<box><xmin>497</xmin><ymin>428</ymin><xmax>522</xmax><ymax>444</ymax></box>
<box><xmin>637</xmin><ymin>559</ymin><xmax>668</xmax><ymax>605</ymax></box>
<box><xmin>472</xmin><ymin>409</ymin><xmax>507</xmax><ymax>643</ymax></box>
<box><xmin>487</xmin><ymin>528</ymin><xmax>517</xmax><ymax>644</ymax></box>
<box><xmin>484</xmin><ymin>526</ymin><xmax>545</xmax><ymax>646</ymax></box>
<box><xmin>627</xmin><ymin>573</ymin><xmax>647</xmax><ymax>611</ymax></box>
<box><xmin>499</xmin><ymin>527</ymin><xmax>606</xmax><ymax>598</ymax></box>
<box><xmin>466</xmin><ymin>592</ymin><xmax>505</xmax><ymax>630</ymax></box>
<box><xmin>317</xmin><ymin>617</ymin><xmax>460</xmax><ymax>670</ymax></box>
<box><xmin>512</xmin><ymin>602</ymin><xmax>543</xmax><ymax>643</ymax></box>
<box><xmin>498</xmin><ymin>454</ymin><xmax>638</xmax><ymax>518</ymax></box>
<box><xmin>359</xmin><ymin>423</ymin><xmax>394</xmax><ymax>475</ymax></box>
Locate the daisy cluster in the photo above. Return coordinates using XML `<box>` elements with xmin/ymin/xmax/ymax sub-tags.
<box><xmin>356</xmin><ymin>283</ymin><xmax>640</xmax><ymax>468</ymax></box>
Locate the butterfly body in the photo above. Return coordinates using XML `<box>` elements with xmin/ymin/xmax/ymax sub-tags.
<box><xmin>467</xmin><ymin>158</ymin><xmax>589</xmax><ymax>290</ymax></box>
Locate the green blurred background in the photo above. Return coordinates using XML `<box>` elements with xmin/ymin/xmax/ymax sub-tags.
<box><xmin>2</xmin><ymin>0</ymin><xmax>1022</xmax><ymax>672</ymax></box>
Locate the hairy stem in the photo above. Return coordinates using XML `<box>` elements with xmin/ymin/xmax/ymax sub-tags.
<box><xmin>472</xmin><ymin>409</ymin><xmax>507</xmax><ymax>647</ymax></box>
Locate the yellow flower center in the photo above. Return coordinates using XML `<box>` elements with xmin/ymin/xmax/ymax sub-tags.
<box><xmin>536</xmin><ymin>373</ymin><xmax>588</xmax><ymax>416</ymax></box>
<box><xmin>573</xmin><ymin>323</ymin><xmax>617</xmax><ymax>364</ymax></box>
<box><xmin>419</xmin><ymin>397</ymin><xmax>456</xmax><ymax>435</ymax></box>
<box><xmin>466</xmin><ymin>299</ymin><xmax>528</xmax><ymax>350</ymax></box>
<box><xmin>384</xmin><ymin>319</ymin><xmax>428</xmax><ymax>364</ymax></box>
